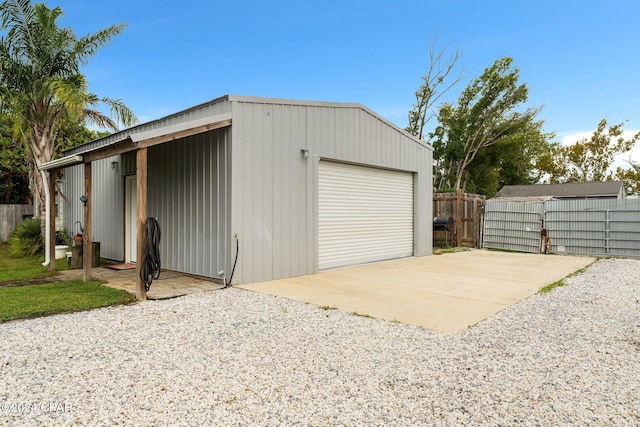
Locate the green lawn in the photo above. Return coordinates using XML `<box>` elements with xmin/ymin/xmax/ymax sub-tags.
<box><xmin>0</xmin><ymin>242</ymin><xmax>69</xmax><ymax>283</ymax></box>
<box><xmin>0</xmin><ymin>243</ymin><xmax>134</xmax><ymax>322</ymax></box>
<box><xmin>0</xmin><ymin>280</ymin><xmax>133</xmax><ymax>322</ymax></box>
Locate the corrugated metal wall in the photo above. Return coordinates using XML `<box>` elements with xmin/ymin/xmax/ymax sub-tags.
<box><xmin>229</xmin><ymin>100</ymin><xmax>432</xmax><ymax>284</ymax></box>
<box><xmin>483</xmin><ymin>200</ymin><xmax>544</xmax><ymax>253</ymax></box>
<box><xmin>545</xmin><ymin>199</ymin><xmax>640</xmax><ymax>257</ymax></box>
<box><xmin>147</xmin><ymin>128</ymin><xmax>230</xmax><ymax>278</ymax></box>
<box><xmin>63</xmin><ymin>155</ymin><xmax>124</xmax><ymax>260</ymax></box>
<box><xmin>484</xmin><ymin>198</ymin><xmax>640</xmax><ymax>257</ymax></box>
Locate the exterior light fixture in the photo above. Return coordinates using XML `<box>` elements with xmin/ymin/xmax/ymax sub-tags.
<box><xmin>79</xmin><ymin>195</ymin><xmax>87</xmax><ymax>206</ymax></box>
<box><xmin>111</xmin><ymin>161</ymin><xmax>118</xmax><ymax>171</ymax></box>
<box><xmin>301</xmin><ymin>148</ymin><xmax>309</xmax><ymax>158</ymax></box>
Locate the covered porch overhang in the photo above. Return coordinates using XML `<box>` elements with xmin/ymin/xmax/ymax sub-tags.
<box><xmin>38</xmin><ymin>113</ymin><xmax>232</xmax><ymax>300</ymax></box>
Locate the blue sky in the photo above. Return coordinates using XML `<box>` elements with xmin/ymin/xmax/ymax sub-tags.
<box><xmin>54</xmin><ymin>0</ymin><xmax>639</xmax><ymax>147</ymax></box>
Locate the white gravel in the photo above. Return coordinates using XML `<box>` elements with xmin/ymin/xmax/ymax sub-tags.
<box><xmin>1</xmin><ymin>258</ymin><xmax>639</xmax><ymax>426</ymax></box>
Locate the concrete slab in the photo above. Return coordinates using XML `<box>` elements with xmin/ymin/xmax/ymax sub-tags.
<box><xmin>238</xmin><ymin>250</ymin><xmax>595</xmax><ymax>333</ymax></box>
<box><xmin>58</xmin><ymin>267</ymin><xmax>224</xmax><ymax>299</ymax></box>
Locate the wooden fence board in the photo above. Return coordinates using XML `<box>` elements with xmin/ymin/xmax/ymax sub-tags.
<box><xmin>433</xmin><ymin>192</ymin><xmax>486</xmax><ymax>248</ymax></box>
<box><xmin>0</xmin><ymin>204</ymin><xmax>34</xmax><ymax>242</ymax></box>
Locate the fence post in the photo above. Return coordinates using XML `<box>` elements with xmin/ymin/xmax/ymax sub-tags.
<box><xmin>456</xmin><ymin>189</ymin><xmax>462</xmax><ymax>247</ymax></box>
<box><xmin>605</xmin><ymin>209</ymin><xmax>610</xmax><ymax>254</ymax></box>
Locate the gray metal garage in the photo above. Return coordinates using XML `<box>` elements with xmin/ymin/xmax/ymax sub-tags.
<box><xmin>56</xmin><ymin>95</ymin><xmax>432</xmax><ymax>288</ymax></box>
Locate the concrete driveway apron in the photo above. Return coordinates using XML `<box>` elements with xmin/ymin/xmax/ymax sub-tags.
<box><xmin>238</xmin><ymin>250</ymin><xmax>595</xmax><ymax>333</ymax></box>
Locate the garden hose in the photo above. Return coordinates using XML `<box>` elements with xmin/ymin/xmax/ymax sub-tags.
<box><xmin>140</xmin><ymin>217</ymin><xmax>161</xmax><ymax>291</ymax></box>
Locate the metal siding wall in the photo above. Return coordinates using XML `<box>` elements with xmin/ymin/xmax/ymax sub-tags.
<box><xmin>63</xmin><ymin>164</ymin><xmax>83</xmax><ymax>237</ymax></box>
<box><xmin>483</xmin><ymin>201</ymin><xmax>544</xmax><ymax>253</ymax></box>
<box><xmin>230</xmin><ymin>101</ymin><xmax>432</xmax><ymax>284</ymax></box>
<box><xmin>545</xmin><ymin>199</ymin><xmax>640</xmax><ymax>257</ymax></box>
<box><xmin>63</xmin><ymin>156</ymin><xmax>124</xmax><ymax>260</ymax></box>
<box><xmin>147</xmin><ymin>128</ymin><xmax>229</xmax><ymax>278</ymax></box>
<box><xmin>120</xmin><ymin>152</ymin><xmax>136</xmax><ymax>176</ymax></box>
<box><xmin>484</xmin><ymin>198</ymin><xmax>640</xmax><ymax>257</ymax></box>
<box><xmin>92</xmin><ymin>156</ymin><xmax>124</xmax><ymax>260</ymax></box>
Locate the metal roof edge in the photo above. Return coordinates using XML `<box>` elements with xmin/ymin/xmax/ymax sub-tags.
<box><xmin>226</xmin><ymin>94</ymin><xmax>362</xmax><ymax>109</ymax></box>
<box><xmin>65</xmin><ymin>94</ymin><xmax>431</xmax><ymax>155</ymax></box>
<box><xmin>227</xmin><ymin>95</ymin><xmax>431</xmax><ymax>150</ymax></box>
<box><xmin>64</xmin><ymin>95</ymin><xmax>231</xmax><ymax>155</ymax></box>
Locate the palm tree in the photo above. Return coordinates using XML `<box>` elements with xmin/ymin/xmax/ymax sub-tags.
<box><xmin>0</xmin><ymin>0</ymin><xmax>137</xmax><ymax>221</ymax></box>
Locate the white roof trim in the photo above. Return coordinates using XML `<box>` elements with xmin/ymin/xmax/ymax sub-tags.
<box><xmin>38</xmin><ymin>154</ymin><xmax>83</xmax><ymax>171</ymax></box>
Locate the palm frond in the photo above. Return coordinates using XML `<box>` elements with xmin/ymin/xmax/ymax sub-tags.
<box><xmin>74</xmin><ymin>24</ymin><xmax>126</xmax><ymax>65</ymax></box>
<box><xmin>100</xmin><ymin>96</ymin><xmax>138</xmax><ymax>128</ymax></box>
<box><xmin>83</xmin><ymin>108</ymin><xmax>118</xmax><ymax>131</ymax></box>
<box><xmin>0</xmin><ymin>0</ymin><xmax>36</xmax><ymax>60</ymax></box>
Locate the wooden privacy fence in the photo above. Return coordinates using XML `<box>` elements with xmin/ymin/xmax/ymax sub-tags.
<box><xmin>433</xmin><ymin>192</ymin><xmax>486</xmax><ymax>248</ymax></box>
<box><xmin>0</xmin><ymin>204</ymin><xmax>33</xmax><ymax>242</ymax></box>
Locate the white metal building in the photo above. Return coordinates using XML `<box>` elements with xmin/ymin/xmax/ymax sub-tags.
<box><xmin>62</xmin><ymin>95</ymin><xmax>433</xmax><ymax>284</ymax></box>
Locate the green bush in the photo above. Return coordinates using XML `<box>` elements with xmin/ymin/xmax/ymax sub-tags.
<box><xmin>9</xmin><ymin>217</ymin><xmax>42</xmax><ymax>257</ymax></box>
<box><xmin>55</xmin><ymin>228</ymin><xmax>70</xmax><ymax>246</ymax></box>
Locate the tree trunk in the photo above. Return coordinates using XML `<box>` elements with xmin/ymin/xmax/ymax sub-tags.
<box><xmin>29</xmin><ymin>129</ymin><xmax>56</xmax><ymax>240</ymax></box>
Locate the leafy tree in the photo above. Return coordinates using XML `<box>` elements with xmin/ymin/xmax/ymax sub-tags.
<box><xmin>0</xmin><ymin>110</ymin><xmax>105</xmax><ymax>204</ymax></box>
<box><xmin>0</xmin><ymin>114</ymin><xmax>29</xmax><ymax>203</ymax></box>
<box><xmin>432</xmin><ymin>57</ymin><xmax>542</xmax><ymax>192</ymax></box>
<box><xmin>614</xmin><ymin>164</ymin><xmax>640</xmax><ymax>195</ymax></box>
<box><xmin>464</xmin><ymin>120</ymin><xmax>553</xmax><ymax>197</ymax></box>
<box><xmin>0</xmin><ymin>0</ymin><xmax>137</xmax><ymax>221</ymax></box>
<box><xmin>406</xmin><ymin>41</ymin><xmax>465</xmax><ymax>141</ymax></box>
<box><xmin>543</xmin><ymin>118</ymin><xmax>640</xmax><ymax>183</ymax></box>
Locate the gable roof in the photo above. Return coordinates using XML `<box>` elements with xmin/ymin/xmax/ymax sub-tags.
<box><xmin>494</xmin><ymin>182</ymin><xmax>625</xmax><ymax>199</ymax></box>
<box><xmin>61</xmin><ymin>94</ymin><xmax>429</xmax><ymax>159</ymax></box>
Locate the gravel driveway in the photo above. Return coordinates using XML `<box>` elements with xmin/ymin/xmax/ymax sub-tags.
<box><xmin>1</xmin><ymin>258</ymin><xmax>639</xmax><ymax>426</ymax></box>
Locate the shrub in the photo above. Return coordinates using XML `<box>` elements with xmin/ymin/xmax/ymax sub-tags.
<box><xmin>55</xmin><ymin>228</ymin><xmax>71</xmax><ymax>246</ymax></box>
<box><xmin>9</xmin><ymin>217</ymin><xmax>42</xmax><ymax>257</ymax></box>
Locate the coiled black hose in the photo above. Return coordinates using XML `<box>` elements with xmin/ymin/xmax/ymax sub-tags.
<box><xmin>140</xmin><ymin>217</ymin><xmax>161</xmax><ymax>291</ymax></box>
<box><xmin>226</xmin><ymin>235</ymin><xmax>239</xmax><ymax>288</ymax></box>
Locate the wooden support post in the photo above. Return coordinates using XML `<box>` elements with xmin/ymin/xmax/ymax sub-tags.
<box><xmin>135</xmin><ymin>148</ymin><xmax>148</xmax><ymax>301</ymax></box>
<box><xmin>456</xmin><ymin>189</ymin><xmax>462</xmax><ymax>247</ymax></box>
<box><xmin>473</xmin><ymin>196</ymin><xmax>479</xmax><ymax>248</ymax></box>
<box><xmin>83</xmin><ymin>162</ymin><xmax>92</xmax><ymax>282</ymax></box>
<box><xmin>48</xmin><ymin>171</ymin><xmax>56</xmax><ymax>272</ymax></box>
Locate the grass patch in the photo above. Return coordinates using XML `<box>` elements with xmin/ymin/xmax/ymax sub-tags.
<box><xmin>538</xmin><ymin>264</ymin><xmax>593</xmax><ymax>294</ymax></box>
<box><xmin>539</xmin><ymin>279</ymin><xmax>566</xmax><ymax>293</ymax></box>
<box><xmin>351</xmin><ymin>311</ymin><xmax>373</xmax><ymax>318</ymax></box>
<box><xmin>0</xmin><ymin>243</ymin><xmax>69</xmax><ymax>284</ymax></box>
<box><xmin>433</xmin><ymin>246</ymin><xmax>473</xmax><ymax>255</ymax></box>
<box><xmin>0</xmin><ymin>280</ymin><xmax>134</xmax><ymax>322</ymax></box>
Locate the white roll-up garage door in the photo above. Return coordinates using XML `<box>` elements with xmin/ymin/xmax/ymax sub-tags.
<box><xmin>318</xmin><ymin>161</ymin><xmax>414</xmax><ymax>270</ymax></box>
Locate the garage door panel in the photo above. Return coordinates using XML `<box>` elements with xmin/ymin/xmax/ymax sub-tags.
<box><xmin>318</xmin><ymin>161</ymin><xmax>414</xmax><ymax>270</ymax></box>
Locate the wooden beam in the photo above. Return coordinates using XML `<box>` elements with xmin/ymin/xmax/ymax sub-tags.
<box><xmin>82</xmin><ymin>138</ymin><xmax>137</xmax><ymax>163</ymax></box>
<box><xmin>48</xmin><ymin>171</ymin><xmax>56</xmax><ymax>272</ymax></box>
<box><xmin>138</xmin><ymin>120</ymin><xmax>231</xmax><ymax>149</ymax></box>
<box><xmin>81</xmin><ymin>117</ymin><xmax>232</xmax><ymax>164</ymax></box>
<box><xmin>135</xmin><ymin>148</ymin><xmax>148</xmax><ymax>301</ymax></box>
<box><xmin>83</xmin><ymin>162</ymin><xmax>92</xmax><ymax>282</ymax></box>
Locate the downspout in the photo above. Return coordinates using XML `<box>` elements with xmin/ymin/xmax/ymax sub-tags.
<box><xmin>40</xmin><ymin>168</ymin><xmax>50</xmax><ymax>267</ymax></box>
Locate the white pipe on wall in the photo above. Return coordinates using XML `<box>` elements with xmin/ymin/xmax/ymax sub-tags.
<box><xmin>40</xmin><ymin>169</ymin><xmax>50</xmax><ymax>267</ymax></box>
